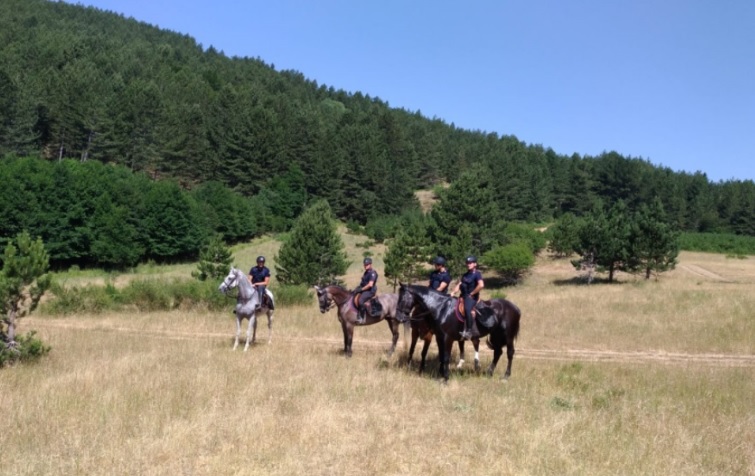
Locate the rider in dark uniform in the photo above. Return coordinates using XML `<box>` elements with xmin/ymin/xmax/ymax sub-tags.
<box><xmin>249</xmin><ymin>256</ymin><xmax>274</xmax><ymax>310</ymax></box>
<box><xmin>451</xmin><ymin>255</ymin><xmax>484</xmax><ymax>340</ymax></box>
<box><xmin>354</xmin><ymin>257</ymin><xmax>378</xmax><ymax>324</ymax></box>
<box><xmin>429</xmin><ymin>256</ymin><xmax>452</xmax><ymax>293</ymax></box>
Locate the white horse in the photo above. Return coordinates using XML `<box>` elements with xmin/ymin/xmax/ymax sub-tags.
<box><xmin>218</xmin><ymin>267</ymin><xmax>275</xmax><ymax>351</ymax></box>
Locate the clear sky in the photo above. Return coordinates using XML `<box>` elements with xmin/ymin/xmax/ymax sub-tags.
<box><xmin>71</xmin><ymin>0</ymin><xmax>754</xmax><ymax>182</ymax></box>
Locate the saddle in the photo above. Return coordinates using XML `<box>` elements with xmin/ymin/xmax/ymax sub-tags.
<box><xmin>352</xmin><ymin>292</ymin><xmax>382</xmax><ymax>317</ymax></box>
<box><xmin>455</xmin><ymin>298</ymin><xmax>495</xmax><ymax>329</ymax></box>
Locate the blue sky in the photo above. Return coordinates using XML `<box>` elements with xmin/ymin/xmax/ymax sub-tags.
<box><xmin>72</xmin><ymin>0</ymin><xmax>754</xmax><ymax>182</ymax></box>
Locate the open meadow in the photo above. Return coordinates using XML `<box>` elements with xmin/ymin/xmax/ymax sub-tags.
<box><xmin>2</xmin><ymin>241</ymin><xmax>754</xmax><ymax>475</ymax></box>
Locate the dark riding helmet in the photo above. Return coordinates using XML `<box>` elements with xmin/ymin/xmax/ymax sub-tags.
<box><xmin>433</xmin><ymin>256</ymin><xmax>446</xmax><ymax>266</ymax></box>
<box><xmin>256</xmin><ymin>256</ymin><xmax>266</xmax><ymax>264</ymax></box>
<box><xmin>363</xmin><ymin>257</ymin><xmax>373</xmax><ymax>265</ymax></box>
<box><xmin>465</xmin><ymin>255</ymin><xmax>477</xmax><ymax>264</ymax></box>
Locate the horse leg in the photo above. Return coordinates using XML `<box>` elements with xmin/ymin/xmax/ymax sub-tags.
<box><xmin>457</xmin><ymin>340</ymin><xmax>465</xmax><ymax>369</ymax></box>
<box><xmin>473</xmin><ymin>338</ymin><xmax>481</xmax><ymax>372</ymax></box>
<box><xmin>233</xmin><ymin>316</ymin><xmax>242</xmax><ymax>350</ymax></box>
<box><xmin>408</xmin><ymin>324</ymin><xmax>419</xmax><ymax>364</ymax></box>
<box><xmin>251</xmin><ymin>312</ymin><xmax>258</xmax><ymax>345</ymax></box>
<box><xmin>503</xmin><ymin>336</ymin><xmax>515</xmax><ymax>380</ymax></box>
<box><xmin>442</xmin><ymin>337</ymin><xmax>454</xmax><ymax>381</ymax></box>
<box><xmin>387</xmin><ymin>319</ymin><xmax>399</xmax><ymax>357</ymax></box>
<box><xmin>266</xmin><ymin>309</ymin><xmax>274</xmax><ymax>344</ymax></box>
<box><xmin>434</xmin><ymin>329</ymin><xmax>449</xmax><ymax>381</ymax></box>
<box><xmin>486</xmin><ymin>334</ymin><xmax>503</xmax><ymax>377</ymax></box>
<box><xmin>419</xmin><ymin>332</ymin><xmax>432</xmax><ymax>374</ymax></box>
<box><xmin>244</xmin><ymin>314</ymin><xmax>256</xmax><ymax>352</ymax></box>
<box><xmin>341</xmin><ymin>320</ymin><xmax>354</xmax><ymax>358</ymax></box>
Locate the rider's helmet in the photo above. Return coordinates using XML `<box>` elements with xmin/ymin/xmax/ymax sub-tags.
<box><xmin>433</xmin><ymin>256</ymin><xmax>446</xmax><ymax>266</ymax></box>
<box><xmin>363</xmin><ymin>257</ymin><xmax>373</xmax><ymax>265</ymax></box>
<box><xmin>465</xmin><ymin>255</ymin><xmax>477</xmax><ymax>264</ymax></box>
<box><xmin>256</xmin><ymin>256</ymin><xmax>266</xmax><ymax>264</ymax></box>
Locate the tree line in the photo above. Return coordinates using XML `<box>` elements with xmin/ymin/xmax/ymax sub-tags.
<box><xmin>0</xmin><ymin>157</ymin><xmax>256</xmax><ymax>269</ymax></box>
<box><xmin>0</xmin><ymin>0</ymin><xmax>753</xmax><ymax>242</ymax></box>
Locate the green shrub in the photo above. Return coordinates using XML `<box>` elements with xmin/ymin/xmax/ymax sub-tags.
<box><xmin>679</xmin><ymin>232</ymin><xmax>755</xmax><ymax>255</ymax></box>
<box><xmin>44</xmin><ymin>279</ymin><xmax>230</xmax><ymax>314</ymax></box>
<box><xmin>482</xmin><ymin>242</ymin><xmax>535</xmax><ymax>284</ymax></box>
<box><xmin>273</xmin><ymin>284</ymin><xmax>313</xmax><ymax>307</ymax></box>
<box><xmin>0</xmin><ymin>331</ymin><xmax>50</xmax><ymax>367</ymax></box>
<box><xmin>504</xmin><ymin>223</ymin><xmax>547</xmax><ymax>254</ymax></box>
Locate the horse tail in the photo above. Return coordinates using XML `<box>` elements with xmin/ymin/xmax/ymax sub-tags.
<box><xmin>507</xmin><ymin>302</ymin><xmax>521</xmax><ymax>342</ymax></box>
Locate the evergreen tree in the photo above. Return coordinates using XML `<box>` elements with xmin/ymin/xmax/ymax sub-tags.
<box><xmin>430</xmin><ymin>164</ymin><xmax>505</xmax><ymax>259</ymax></box>
<box><xmin>548</xmin><ymin>213</ymin><xmax>582</xmax><ymax>257</ymax></box>
<box><xmin>0</xmin><ymin>231</ymin><xmax>51</xmax><ymax>347</ymax></box>
<box><xmin>192</xmin><ymin>234</ymin><xmax>232</xmax><ymax>281</ymax></box>
<box><xmin>383</xmin><ymin>221</ymin><xmax>432</xmax><ymax>290</ymax></box>
<box><xmin>574</xmin><ymin>200</ymin><xmax>635</xmax><ymax>282</ymax></box>
<box><xmin>275</xmin><ymin>200</ymin><xmax>348</xmax><ymax>286</ymax></box>
<box><xmin>141</xmin><ymin>180</ymin><xmax>207</xmax><ymax>261</ymax></box>
<box><xmin>90</xmin><ymin>194</ymin><xmax>144</xmax><ymax>269</ymax></box>
<box><xmin>633</xmin><ymin>197</ymin><xmax>680</xmax><ymax>279</ymax></box>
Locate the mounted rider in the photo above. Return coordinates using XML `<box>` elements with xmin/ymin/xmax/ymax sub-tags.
<box><xmin>451</xmin><ymin>255</ymin><xmax>484</xmax><ymax>340</ymax></box>
<box><xmin>429</xmin><ymin>256</ymin><xmax>452</xmax><ymax>293</ymax></box>
<box><xmin>249</xmin><ymin>256</ymin><xmax>274</xmax><ymax>310</ymax></box>
<box><xmin>353</xmin><ymin>257</ymin><xmax>378</xmax><ymax>324</ymax></box>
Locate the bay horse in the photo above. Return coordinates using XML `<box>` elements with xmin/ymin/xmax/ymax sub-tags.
<box><xmin>407</xmin><ymin>305</ymin><xmax>481</xmax><ymax>374</ymax></box>
<box><xmin>396</xmin><ymin>283</ymin><xmax>521</xmax><ymax>381</ymax></box>
<box><xmin>314</xmin><ymin>284</ymin><xmax>404</xmax><ymax>358</ymax></box>
<box><xmin>219</xmin><ymin>267</ymin><xmax>275</xmax><ymax>351</ymax></box>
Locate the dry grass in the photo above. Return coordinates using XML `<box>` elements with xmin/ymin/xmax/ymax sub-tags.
<box><xmin>2</xmin><ymin>250</ymin><xmax>754</xmax><ymax>475</ymax></box>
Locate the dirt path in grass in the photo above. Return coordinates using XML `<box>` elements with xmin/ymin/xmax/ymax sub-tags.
<box><xmin>679</xmin><ymin>264</ymin><xmax>732</xmax><ymax>282</ymax></box>
<box><xmin>31</xmin><ymin>319</ymin><xmax>755</xmax><ymax>368</ymax></box>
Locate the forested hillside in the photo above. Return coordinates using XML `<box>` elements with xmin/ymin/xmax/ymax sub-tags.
<box><xmin>1</xmin><ymin>0</ymin><xmax>753</xmax><ymax>239</ymax></box>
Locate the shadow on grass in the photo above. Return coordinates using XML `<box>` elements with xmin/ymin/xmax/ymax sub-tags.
<box><xmin>378</xmin><ymin>350</ymin><xmax>484</xmax><ymax>381</ymax></box>
<box><xmin>552</xmin><ymin>276</ymin><xmax>624</xmax><ymax>286</ymax></box>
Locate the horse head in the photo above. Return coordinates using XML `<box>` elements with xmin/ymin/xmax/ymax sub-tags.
<box><xmin>219</xmin><ymin>266</ymin><xmax>244</xmax><ymax>294</ymax></box>
<box><xmin>313</xmin><ymin>285</ymin><xmax>334</xmax><ymax>314</ymax></box>
<box><xmin>395</xmin><ymin>283</ymin><xmax>416</xmax><ymax>323</ymax></box>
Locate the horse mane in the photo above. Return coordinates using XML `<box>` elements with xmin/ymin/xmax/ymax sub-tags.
<box><xmin>232</xmin><ymin>267</ymin><xmax>257</xmax><ymax>301</ymax></box>
<box><xmin>325</xmin><ymin>284</ymin><xmax>351</xmax><ymax>303</ymax></box>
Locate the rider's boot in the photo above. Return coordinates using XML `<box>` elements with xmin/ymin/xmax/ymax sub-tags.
<box><xmin>356</xmin><ymin>305</ymin><xmax>367</xmax><ymax>324</ymax></box>
<box><xmin>461</xmin><ymin>313</ymin><xmax>479</xmax><ymax>340</ymax></box>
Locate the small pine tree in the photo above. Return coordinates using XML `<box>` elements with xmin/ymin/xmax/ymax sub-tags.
<box><xmin>547</xmin><ymin>213</ymin><xmax>582</xmax><ymax>257</ymax></box>
<box><xmin>633</xmin><ymin>197</ymin><xmax>680</xmax><ymax>280</ymax></box>
<box><xmin>1</xmin><ymin>231</ymin><xmax>52</xmax><ymax>365</ymax></box>
<box><xmin>384</xmin><ymin>222</ymin><xmax>432</xmax><ymax>290</ymax></box>
<box><xmin>192</xmin><ymin>234</ymin><xmax>233</xmax><ymax>281</ymax></box>
<box><xmin>275</xmin><ymin>200</ymin><xmax>348</xmax><ymax>286</ymax></box>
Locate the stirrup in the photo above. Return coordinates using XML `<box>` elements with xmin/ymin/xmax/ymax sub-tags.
<box><xmin>356</xmin><ymin>310</ymin><xmax>367</xmax><ymax>324</ymax></box>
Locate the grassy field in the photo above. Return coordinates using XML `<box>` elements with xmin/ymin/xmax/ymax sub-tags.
<box><xmin>2</xmin><ymin>240</ymin><xmax>754</xmax><ymax>475</ymax></box>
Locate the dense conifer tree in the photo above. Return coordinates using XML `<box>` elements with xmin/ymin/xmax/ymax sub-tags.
<box><xmin>275</xmin><ymin>200</ymin><xmax>348</xmax><ymax>286</ymax></box>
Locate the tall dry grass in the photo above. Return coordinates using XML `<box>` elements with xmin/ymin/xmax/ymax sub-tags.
<box><xmin>1</xmin><ymin>251</ymin><xmax>753</xmax><ymax>475</ymax></box>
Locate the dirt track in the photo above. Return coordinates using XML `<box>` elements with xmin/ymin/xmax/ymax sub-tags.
<box><xmin>678</xmin><ymin>264</ymin><xmax>732</xmax><ymax>282</ymax></box>
<box><xmin>32</xmin><ymin>320</ymin><xmax>755</xmax><ymax>368</ymax></box>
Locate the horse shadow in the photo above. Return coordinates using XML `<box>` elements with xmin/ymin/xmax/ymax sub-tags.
<box><xmin>381</xmin><ymin>349</ymin><xmax>482</xmax><ymax>380</ymax></box>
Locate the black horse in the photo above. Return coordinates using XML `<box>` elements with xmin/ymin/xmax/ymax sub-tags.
<box><xmin>407</xmin><ymin>302</ymin><xmax>481</xmax><ymax>374</ymax></box>
<box><xmin>395</xmin><ymin>283</ymin><xmax>521</xmax><ymax>381</ymax></box>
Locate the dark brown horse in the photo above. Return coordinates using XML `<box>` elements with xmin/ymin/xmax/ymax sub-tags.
<box><xmin>407</xmin><ymin>307</ymin><xmax>480</xmax><ymax>373</ymax></box>
<box><xmin>396</xmin><ymin>284</ymin><xmax>521</xmax><ymax>381</ymax></box>
<box><xmin>314</xmin><ymin>284</ymin><xmax>403</xmax><ymax>358</ymax></box>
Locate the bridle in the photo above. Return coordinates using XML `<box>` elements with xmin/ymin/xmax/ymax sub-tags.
<box><xmin>320</xmin><ymin>291</ymin><xmax>337</xmax><ymax>312</ymax></box>
<box><xmin>220</xmin><ymin>272</ymin><xmax>240</xmax><ymax>299</ymax></box>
